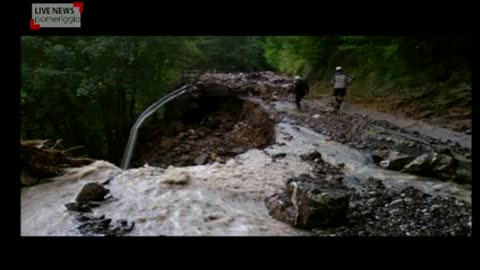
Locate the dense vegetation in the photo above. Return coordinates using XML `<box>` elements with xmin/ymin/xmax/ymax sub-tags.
<box><xmin>21</xmin><ymin>36</ymin><xmax>268</xmax><ymax>163</ymax></box>
<box><xmin>265</xmin><ymin>36</ymin><xmax>471</xmax><ymax>82</ymax></box>
<box><xmin>264</xmin><ymin>36</ymin><xmax>472</xmax><ymax>116</ymax></box>
<box><xmin>21</xmin><ymin>36</ymin><xmax>471</xmax><ymax>163</ymax></box>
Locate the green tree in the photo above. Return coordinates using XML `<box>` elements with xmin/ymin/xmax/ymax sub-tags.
<box><xmin>21</xmin><ymin>36</ymin><xmax>269</xmax><ymax>163</ymax></box>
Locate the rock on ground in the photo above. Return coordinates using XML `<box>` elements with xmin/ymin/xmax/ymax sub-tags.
<box><xmin>371</xmin><ymin>149</ymin><xmax>417</xmax><ymax>170</ymax></box>
<box><xmin>75</xmin><ymin>183</ymin><xmax>110</xmax><ymax>203</ymax></box>
<box><xmin>265</xmin><ymin>174</ymin><xmax>350</xmax><ymax>229</ymax></box>
<box><xmin>75</xmin><ymin>214</ymin><xmax>135</xmax><ymax>236</ymax></box>
<box><xmin>313</xmin><ymin>178</ymin><xmax>471</xmax><ymax>236</ymax></box>
<box><xmin>402</xmin><ymin>152</ymin><xmax>457</xmax><ymax>180</ymax></box>
<box><xmin>161</xmin><ymin>168</ymin><xmax>191</xmax><ymax>185</ymax></box>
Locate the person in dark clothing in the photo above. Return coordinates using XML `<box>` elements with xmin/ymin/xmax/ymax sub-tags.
<box><xmin>330</xmin><ymin>66</ymin><xmax>352</xmax><ymax>110</ymax></box>
<box><xmin>292</xmin><ymin>76</ymin><xmax>309</xmax><ymax>111</ymax></box>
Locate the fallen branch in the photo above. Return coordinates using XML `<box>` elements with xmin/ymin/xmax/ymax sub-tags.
<box><xmin>62</xmin><ymin>145</ymin><xmax>85</xmax><ymax>154</ymax></box>
<box><xmin>52</xmin><ymin>139</ymin><xmax>63</xmax><ymax>149</ymax></box>
<box><xmin>21</xmin><ymin>140</ymin><xmax>94</xmax><ymax>187</ymax></box>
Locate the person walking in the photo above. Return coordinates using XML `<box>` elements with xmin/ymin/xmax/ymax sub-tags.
<box><xmin>330</xmin><ymin>66</ymin><xmax>352</xmax><ymax>111</ymax></box>
<box><xmin>292</xmin><ymin>75</ymin><xmax>309</xmax><ymax>111</ymax></box>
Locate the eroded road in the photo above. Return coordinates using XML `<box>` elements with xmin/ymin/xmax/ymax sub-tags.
<box><xmin>21</xmin><ymin>72</ymin><xmax>472</xmax><ymax>236</ymax></box>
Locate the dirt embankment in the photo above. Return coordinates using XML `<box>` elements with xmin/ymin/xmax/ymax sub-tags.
<box><xmin>21</xmin><ymin>140</ymin><xmax>94</xmax><ymax>186</ymax></box>
<box><xmin>129</xmin><ymin>71</ymin><xmax>297</xmax><ymax>168</ymax></box>
<box><xmin>131</xmin><ymin>97</ymin><xmax>276</xmax><ymax>168</ymax></box>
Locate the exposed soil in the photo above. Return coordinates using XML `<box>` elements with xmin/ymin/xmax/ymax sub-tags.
<box><xmin>21</xmin><ymin>140</ymin><xmax>94</xmax><ymax>186</ymax></box>
<box><xmin>131</xmin><ymin>97</ymin><xmax>276</xmax><ymax>168</ymax></box>
<box><xmin>22</xmin><ymin>71</ymin><xmax>471</xmax><ymax>237</ymax></box>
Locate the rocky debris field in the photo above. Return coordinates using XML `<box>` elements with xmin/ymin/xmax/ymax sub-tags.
<box><xmin>371</xmin><ymin>149</ymin><xmax>470</xmax><ymax>183</ymax></box>
<box><xmin>22</xmin><ymin>71</ymin><xmax>472</xmax><ymax>237</ymax></box>
<box><xmin>286</xmin><ymin>105</ymin><xmax>470</xmax><ymax>157</ymax></box>
<box><xmin>123</xmin><ymin>72</ymin><xmax>472</xmax><ymax>236</ymax></box>
<box><xmin>133</xmin><ymin>71</ymin><xmax>470</xmax><ymax>184</ymax></box>
<box><xmin>276</xmin><ymin>102</ymin><xmax>471</xmax><ymax>184</ymax></box>
<box><xmin>183</xmin><ymin>71</ymin><xmax>295</xmax><ymax>100</ymax></box>
<box><xmin>65</xmin><ymin>181</ymin><xmax>135</xmax><ymax>236</ymax></box>
<box><xmin>265</xmin><ymin>150</ymin><xmax>471</xmax><ymax>236</ymax></box>
<box><xmin>313</xmin><ymin>178</ymin><xmax>472</xmax><ymax>237</ymax></box>
<box><xmin>132</xmin><ymin>97</ymin><xmax>275</xmax><ymax>168</ymax></box>
<box><xmin>370</xmin><ymin>119</ymin><xmax>470</xmax><ymax>156</ymax></box>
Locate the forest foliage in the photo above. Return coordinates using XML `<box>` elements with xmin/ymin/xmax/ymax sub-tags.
<box><xmin>21</xmin><ymin>36</ymin><xmax>471</xmax><ymax>162</ymax></box>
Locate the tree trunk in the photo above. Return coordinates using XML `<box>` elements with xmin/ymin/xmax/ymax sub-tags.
<box><xmin>101</xmin><ymin>89</ymin><xmax>115</xmax><ymax>162</ymax></box>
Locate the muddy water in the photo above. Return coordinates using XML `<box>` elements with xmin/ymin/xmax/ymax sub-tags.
<box><xmin>275</xmin><ymin>121</ymin><xmax>471</xmax><ymax>203</ymax></box>
<box><xmin>21</xmin><ymin>124</ymin><xmax>317</xmax><ymax>236</ymax></box>
<box><xmin>271</xmin><ymin>101</ymin><xmax>471</xmax><ymax>202</ymax></box>
<box><xmin>21</xmin><ymin>163</ymin><xmax>121</xmax><ymax>236</ymax></box>
<box><xmin>21</xmin><ymin>100</ymin><xmax>471</xmax><ymax>236</ymax></box>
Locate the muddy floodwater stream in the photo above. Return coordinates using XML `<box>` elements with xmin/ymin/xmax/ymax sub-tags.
<box><xmin>21</xmin><ymin>98</ymin><xmax>471</xmax><ymax>236</ymax></box>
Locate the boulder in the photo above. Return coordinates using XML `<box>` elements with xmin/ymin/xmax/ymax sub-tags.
<box><xmin>272</xmin><ymin>153</ymin><xmax>287</xmax><ymax>159</ymax></box>
<box><xmin>265</xmin><ymin>175</ymin><xmax>350</xmax><ymax>229</ymax></box>
<box><xmin>371</xmin><ymin>149</ymin><xmax>390</xmax><ymax>164</ymax></box>
<box><xmin>194</xmin><ymin>153</ymin><xmax>209</xmax><ymax>165</ymax></box>
<box><xmin>300</xmin><ymin>151</ymin><xmax>323</xmax><ymax>162</ymax></box>
<box><xmin>75</xmin><ymin>183</ymin><xmax>110</xmax><ymax>203</ymax></box>
<box><xmin>65</xmin><ymin>202</ymin><xmax>92</xmax><ymax>213</ymax></box>
<box><xmin>437</xmin><ymin>146</ymin><xmax>452</xmax><ymax>156</ymax></box>
<box><xmin>372</xmin><ymin>149</ymin><xmax>416</xmax><ymax>171</ymax></box>
<box><xmin>452</xmin><ymin>157</ymin><xmax>471</xmax><ymax>183</ymax></box>
<box><xmin>230</xmin><ymin>147</ymin><xmax>245</xmax><ymax>154</ymax></box>
<box><xmin>402</xmin><ymin>153</ymin><xmax>457</xmax><ymax>180</ymax></box>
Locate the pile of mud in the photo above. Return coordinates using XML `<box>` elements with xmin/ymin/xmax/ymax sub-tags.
<box><xmin>131</xmin><ymin>97</ymin><xmax>275</xmax><ymax>168</ymax></box>
<box><xmin>184</xmin><ymin>71</ymin><xmax>294</xmax><ymax>100</ymax></box>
